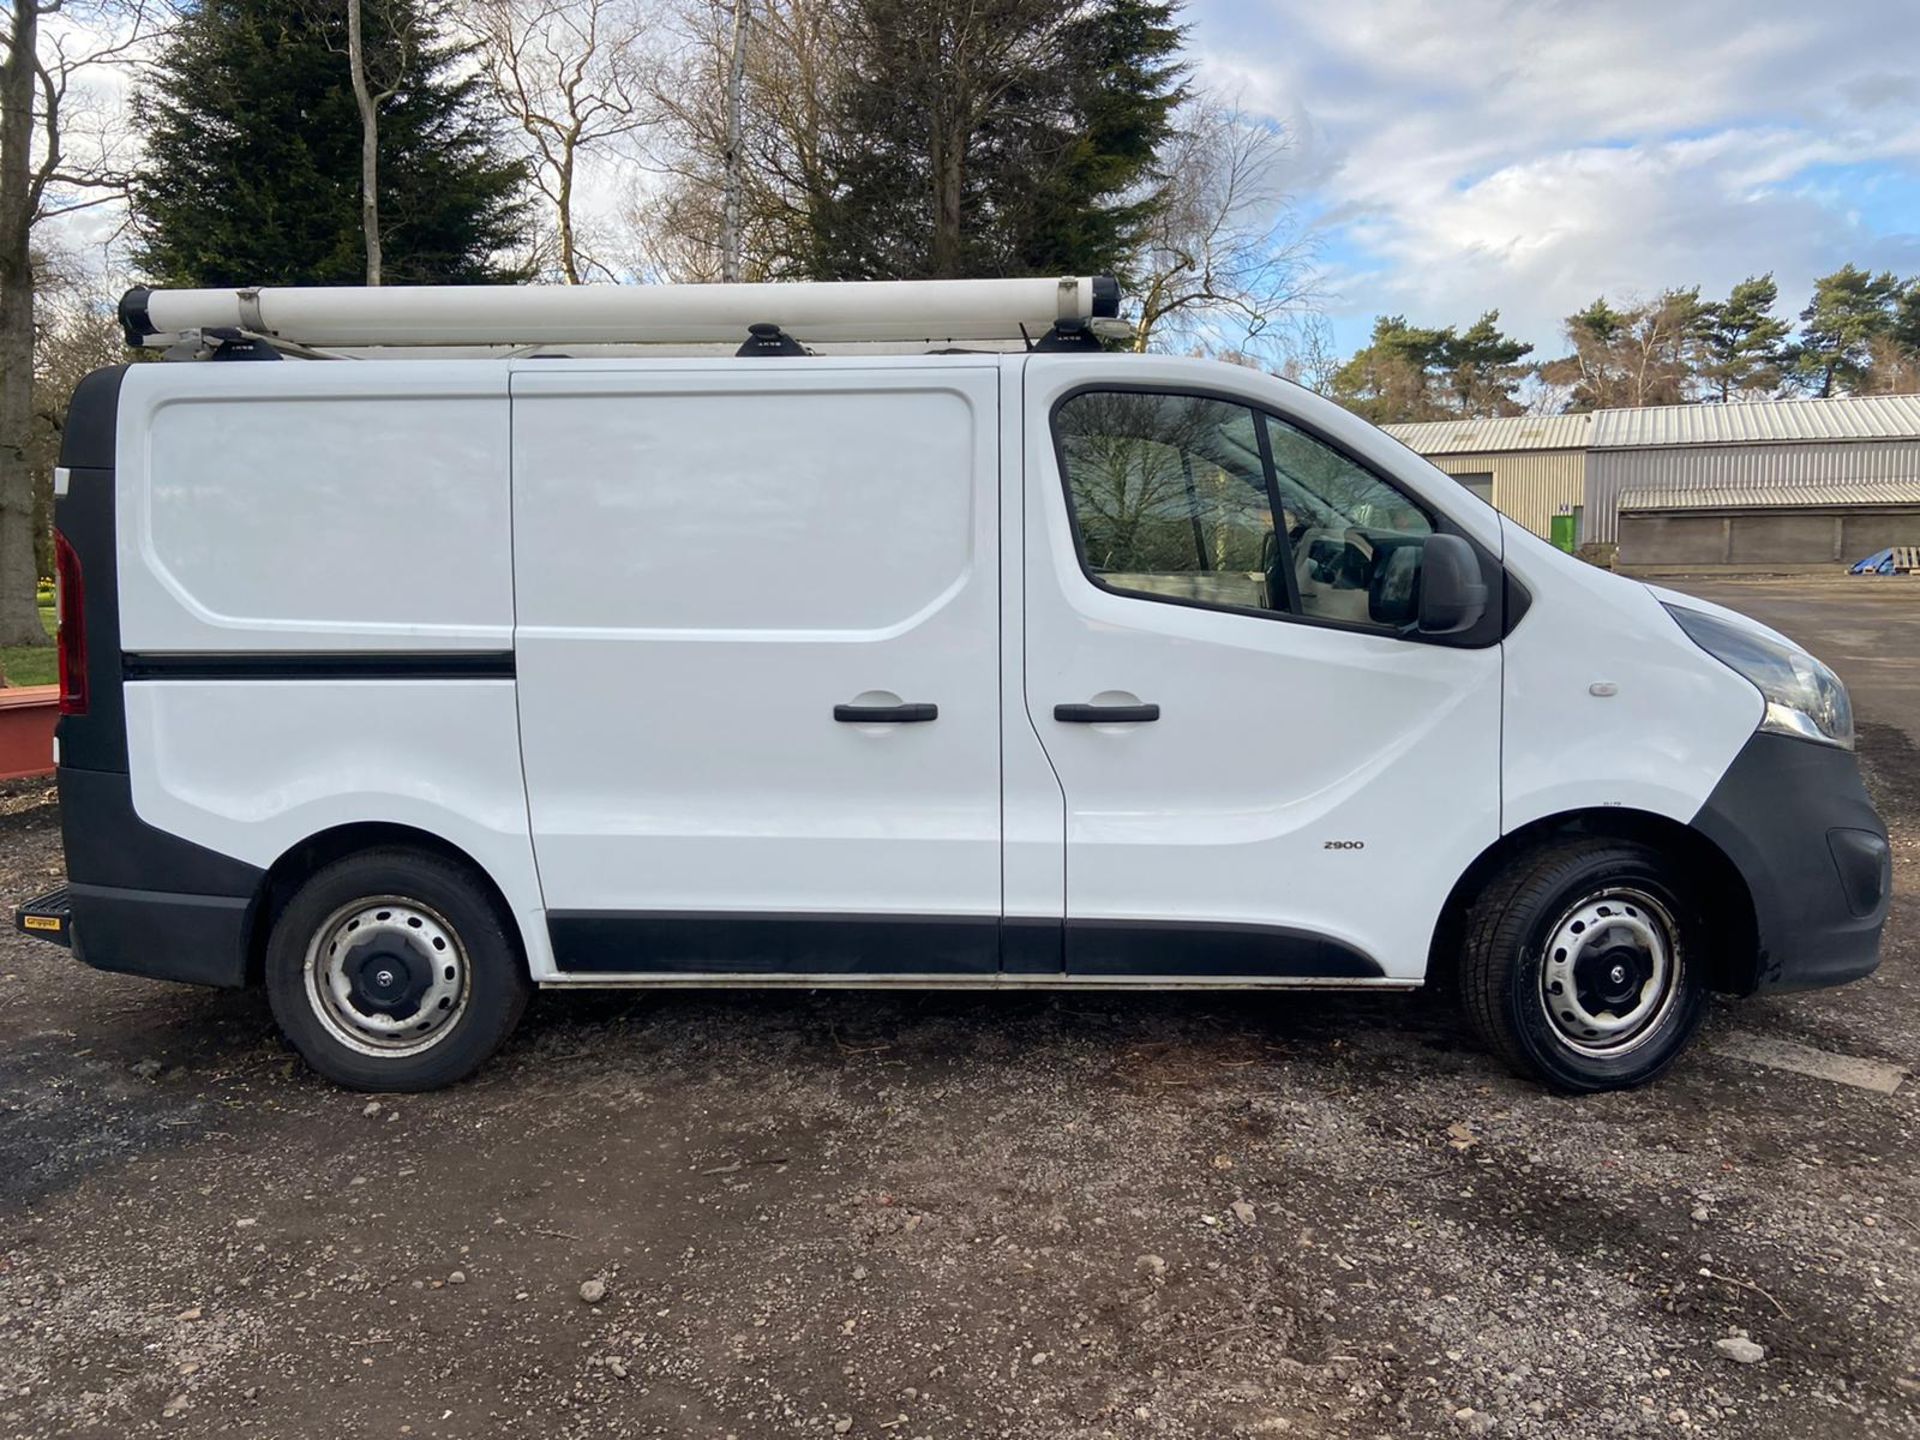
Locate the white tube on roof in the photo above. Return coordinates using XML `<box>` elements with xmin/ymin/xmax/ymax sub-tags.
<box><xmin>124</xmin><ymin>276</ymin><xmax>1119</xmax><ymax>348</ymax></box>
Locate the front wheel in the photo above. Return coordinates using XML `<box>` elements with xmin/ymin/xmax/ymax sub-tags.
<box><xmin>265</xmin><ymin>848</ymin><xmax>531</xmax><ymax>1091</ymax></box>
<box><xmin>1458</xmin><ymin>838</ymin><xmax>1708</xmax><ymax>1092</ymax></box>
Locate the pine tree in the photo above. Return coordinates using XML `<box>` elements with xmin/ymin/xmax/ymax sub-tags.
<box><xmin>1329</xmin><ymin>312</ymin><xmax>1531</xmax><ymax>423</ymax></box>
<box><xmin>1792</xmin><ymin>264</ymin><xmax>1903</xmax><ymax>397</ymax></box>
<box><xmin>1696</xmin><ymin>274</ymin><xmax>1790</xmax><ymax>402</ymax></box>
<box><xmin>810</xmin><ymin>0</ymin><xmax>1186</xmax><ymax>282</ymax></box>
<box><xmin>989</xmin><ymin>0</ymin><xmax>1187</xmax><ymax>276</ymax></box>
<box><xmin>132</xmin><ymin>0</ymin><xmax>533</xmax><ymax>287</ymax></box>
<box><xmin>1438</xmin><ymin>311</ymin><xmax>1533</xmax><ymax>417</ymax></box>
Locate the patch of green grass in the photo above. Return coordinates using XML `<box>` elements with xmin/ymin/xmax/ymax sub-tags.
<box><xmin>1</xmin><ymin>603</ymin><xmax>59</xmax><ymax>688</ymax></box>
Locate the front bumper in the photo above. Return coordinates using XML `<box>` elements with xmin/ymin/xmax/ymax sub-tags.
<box><xmin>1692</xmin><ymin>731</ymin><xmax>1891</xmax><ymax>993</ymax></box>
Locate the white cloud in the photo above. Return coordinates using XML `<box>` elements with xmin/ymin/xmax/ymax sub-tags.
<box><xmin>1189</xmin><ymin>0</ymin><xmax>1920</xmax><ymax>350</ymax></box>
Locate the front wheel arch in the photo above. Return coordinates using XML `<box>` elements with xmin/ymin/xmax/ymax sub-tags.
<box><xmin>1428</xmin><ymin>808</ymin><xmax>1759</xmax><ymax>998</ymax></box>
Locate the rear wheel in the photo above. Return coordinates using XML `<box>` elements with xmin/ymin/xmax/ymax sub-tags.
<box><xmin>265</xmin><ymin>848</ymin><xmax>531</xmax><ymax>1091</ymax></box>
<box><xmin>1458</xmin><ymin>838</ymin><xmax>1708</xmax><ymax>1092</ymax></box>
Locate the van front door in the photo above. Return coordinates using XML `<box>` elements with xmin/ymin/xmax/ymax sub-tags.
<box><xmin>512</xmin><ymin>361</ymin><xmax>1003</xmax><ymax>978</ymax></box>
<box><xmin>1021</xmin><ymin>365</ymin><xmax>1503</xmax><ymax>982</ymax></box>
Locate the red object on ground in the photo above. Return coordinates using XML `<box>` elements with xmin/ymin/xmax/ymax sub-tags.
<box><xmin>0</xmin><ymin>686</ymin><xmax>58</xmax><ymax>781</ymax></box>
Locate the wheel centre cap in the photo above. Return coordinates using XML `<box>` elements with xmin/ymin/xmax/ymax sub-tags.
<box><xmin>343</xmin><ymin>940</ymin><xmax>432</xmax><ymax>1018</ymax></box>
<box><xmin>1581</xmin><ymin>943</ymin><xmax>1647</xmax><ymax>1011</ymax></box>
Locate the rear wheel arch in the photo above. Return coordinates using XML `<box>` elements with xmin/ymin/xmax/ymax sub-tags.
<box><xmin>1428</xmin><ymin>808</ymin><xmax>1759</xmax><ymax>997</ymax></box>
<box><xmin>246</xmin><ymin>823</ymin><xmax>525</xmax><ymax>987</ymax></box>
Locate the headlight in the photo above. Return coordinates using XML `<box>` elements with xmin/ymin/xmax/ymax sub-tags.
<box><xmin>1664</xmin><ymin>604</ymin><xmax>1854</xmax><ymax>750</ymax></box>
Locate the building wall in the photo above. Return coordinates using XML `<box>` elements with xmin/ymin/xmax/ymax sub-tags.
<box><xmin>1587</xmin><ymin>439</ymin><xmax>1920</xmax><ymax>542</ymax></box>
<box><xmin>1423</xmin><ymin>451</ymin><xmax>1587</xmax><ymax>540</ymax></box>
<box><xmin>1617</xmin><ymin>506</ymin><xmax>1920</xmax><ymax>568</ymax></box>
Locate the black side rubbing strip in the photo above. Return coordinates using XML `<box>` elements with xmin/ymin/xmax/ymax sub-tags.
<box><xmin>1067</xmin><ymin>918</ymin><xmax>1383</xmax><ymax>978</ymax></box>
<box><xmin>546</xmin><ymin>912</ymin><xmax>1383</xmax><ymax>981</ymax></box>
<box><xmin>549</xmin><ymin>912</ymin><xmax>1002</xmax><ymax>976</ymax></box>
<box><xmin>123</xmin><ymin>652</ymin><xmax>516</xmax><ymax>682</ymax></box>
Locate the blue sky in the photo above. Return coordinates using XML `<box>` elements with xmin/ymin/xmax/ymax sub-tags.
<box><xmin>1182</xmin><ymin>0</ymin><xmax>1920</xmax><ymax>357</ymax></box>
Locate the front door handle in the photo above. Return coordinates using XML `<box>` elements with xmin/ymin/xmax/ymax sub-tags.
<box><xmin>835</xmin><ymin>702</ymin><xmax>938</xmax><ymax>723</ymax></box>
<box><xmin>1054</xmin><ymin>702</ymin><xmax>1160</xmax><ymax>723</ymax></box>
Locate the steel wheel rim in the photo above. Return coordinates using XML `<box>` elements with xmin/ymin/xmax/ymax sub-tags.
<box><xmin>1537</xmin><ymin>886</ymin><xmax>1682</xmax><ymax>1058</ymax></box>
<box><xmin>303</xmin><ymin>895</ymin><xmax>471</xmax><ymax>1058</ymax></box>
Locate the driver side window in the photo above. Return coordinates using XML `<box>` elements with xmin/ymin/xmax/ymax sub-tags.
<box><xmin>1052</xmin><ymin>389</ymin><xmax>1435</xmax><ymax>635</ymax></box>
<box><xmin>1261</xmin><ymin>414</ymin><xmax>1433</xmax><ymax>629</ymax></box>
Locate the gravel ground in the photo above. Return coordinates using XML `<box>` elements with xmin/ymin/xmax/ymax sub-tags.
<box><xmin>0</xmin><ymin>576</ymin><xmax>1915</xmax><ymax>1439</ymax></box>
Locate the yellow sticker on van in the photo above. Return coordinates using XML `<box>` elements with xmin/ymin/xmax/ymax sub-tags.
<box><xmin>22</xmin><ymin>915</ymin><xmax>61</xmax><ymax>932</ymax></box>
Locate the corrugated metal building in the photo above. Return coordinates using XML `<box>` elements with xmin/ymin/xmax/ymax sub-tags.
<box><xmin>1386</xmin><ymin>395</ymin><xmax>1920</xmax><ymax>556</ymax></box>
<box><xmin>1615</xmin><ymin>480</ymin><xmax>1920</xmax><ymax>568</ymax></box>
<box><xmin>1586</xmin><ymin>395</ymin><xmax>1920</xmax><ymax>543</ymax></box>
<box><xmin>1380</xmin><ymin>413</ymin><xmax>1592</xmax><ymax>541</ymax></box>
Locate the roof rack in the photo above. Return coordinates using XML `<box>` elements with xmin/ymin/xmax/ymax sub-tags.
<box><xmin>119</xmin><ymin>276</ymin><xmax>1127</xmax><ymax>359</ymax></box>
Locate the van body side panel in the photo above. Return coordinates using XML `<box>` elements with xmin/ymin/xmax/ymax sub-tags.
<box><xmin>120</xmin><ymin>679</ymin><xmax>552</xmax><ymax>976</ymax></box>
<box><xmin>116</xmin><ymin>363</ymin><xmax>514</xmax><ymax>652</ymax></box>
<box><xmin>1020</xmin><ymin>357</ymin><xmax>1503</xmax><ymax>981</ymax></box>
<box><xmin>82</xmin><ymin>363</ymin><xmax>554</xmax><ymax>983</ymax></box>
<box><xmin>998</xmin><ymin>356</ymin><xmax>1068</xmax><ymax>973</ymax></box>
<box><xmin>1495</xmin><ymin>516</ymin><xmax>1763</xmax><ymax>832</ymax></box>
<box><xmin>511</xmin><ymin>361</ymin><xmax>1004</xmax><ymax>975</ymax></box>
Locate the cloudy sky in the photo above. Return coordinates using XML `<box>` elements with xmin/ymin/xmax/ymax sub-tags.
<box><xmin>1186</xmin><ymin>0</ymin><xmax>1920</xmax><ymax>356</ymax></box>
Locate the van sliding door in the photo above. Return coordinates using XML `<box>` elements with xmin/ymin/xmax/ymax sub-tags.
<box><xmin>510</xmin><ymin>362</ymin><xmax>1004</xmax><ymax>978</ymax></box>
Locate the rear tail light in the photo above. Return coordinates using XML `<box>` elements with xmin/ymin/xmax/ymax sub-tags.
<box><xmin>53</xmin><ymin>530</ymin><xmax>87</xmax><ymax>717</ymax></box>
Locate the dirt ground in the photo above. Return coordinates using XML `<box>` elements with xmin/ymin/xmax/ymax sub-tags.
<box><xmin>1</xmin><ymin>575</ymin><xmax>1916</xmax><ymax>1440</ymax></box>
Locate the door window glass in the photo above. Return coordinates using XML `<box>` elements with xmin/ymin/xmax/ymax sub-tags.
<box><xmin>1260</xmin><ymin>414</ymin><xmax>1434</xmax><ymax>630</ymax></box>
<box><xmin>1053</xmin><ymin>389</ymin><xmax>1442</xmax><ymax>635</ymax></box>
<box><xmin>1054</xmin><ymin>391</ymin><xmax>1285</xmax><ymax>614</ymax></box>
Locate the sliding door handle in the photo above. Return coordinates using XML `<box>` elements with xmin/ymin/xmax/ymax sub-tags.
<box><xmin>1054</xmin><ymin>702</ymin><xmax>1160</xmax><ymax>723</ymax></box>
<box><xmin>835</xmin><ymin>702</ymin><xmax>938</xmax><ymax>723</ymax></box>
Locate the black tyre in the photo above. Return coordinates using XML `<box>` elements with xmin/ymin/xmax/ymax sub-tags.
<box><xmin>1458</xmin><ymin>838</ymin><xmax>1707</xmax><ymax>1092</ymax></box>
<box><xmin>265</xmin><ymin>848</ymin><xmax>531</xmax><ymax>1091</ymax></box>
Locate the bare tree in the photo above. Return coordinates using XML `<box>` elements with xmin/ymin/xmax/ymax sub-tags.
<box><xmin>473</xmin><ymin>0</ymin><xmax>656</xmax><ymax>284</ymax></box>
<box><xmin>1130</xmin><ymin>100</ymin><xmax>1313</xmax><ymax>363</ymax></box>
<box><xmin>718</xmin><ymin>0</ymin><xmax>746</xmax><ymax>282</ymax></box>
<box><xmin>1542</xmin><ymin>290</ymin><xmax>1707</xmax><ymax>411</ymax></box>
<box><xmin>332</xmin><ymin>0</ymin><xmax>431</xmax><ymax>284</ymax></box>
<box><xmin>1</xmin><ymin>0</ymin><xmax>164</xmax><ymax>649</ymax></box>
<box><xmin>1278</xmin><ymin>313</ymin><xmax>1340</xmax><ymax>397</ymax></box>
<box><xmin>630</xmin><ymin>0</ymin><xmax>845</xmax><ymax>282</ymax></box>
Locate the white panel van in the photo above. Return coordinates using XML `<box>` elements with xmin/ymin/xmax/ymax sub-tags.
<box><xmin>15</xmin><ymin>280</ymin><xmax>1890</xmax><ymax>1094</ymax></box>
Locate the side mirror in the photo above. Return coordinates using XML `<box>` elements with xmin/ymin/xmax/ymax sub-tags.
<box><xmin>1418</xmin><ymin>533</ymin><xmax>1489</xmax><ymax>635</ymax></box>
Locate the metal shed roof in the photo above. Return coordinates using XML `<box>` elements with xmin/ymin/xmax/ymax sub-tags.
<box><xmin>1382</xmin><ymin>394</ymin><xmax>1920</xmax><ymax>457</ymax></box>
<box><xmin>1591</xmin><ymin>395</ymin><xmax>1920</xmax><ymax>449</ymax></box>
<box><xmin>1618</xmin><ymin>480</ymin><xmax>1920</xmax><ymax>512</ymax></box>
<box><xmin>1381</xmin><ymin>413</ymin><xmax>1593</xmax><ymax>455</ymax></box>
